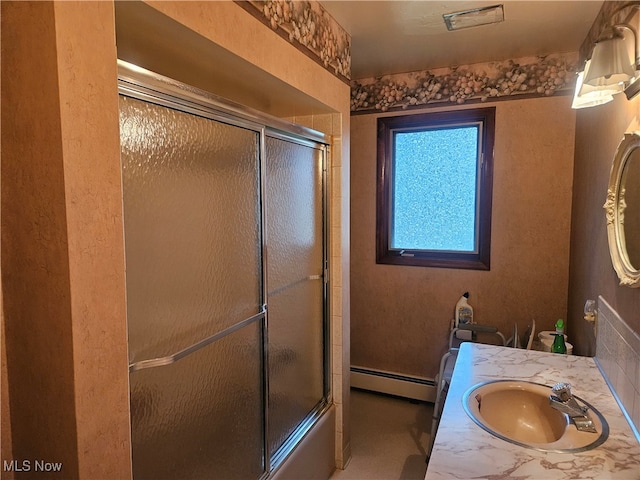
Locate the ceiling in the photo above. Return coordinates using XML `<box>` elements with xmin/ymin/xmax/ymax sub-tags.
<box><xmin>320</xmin><ymin>1</ymin><xmax>604</xmax><ymax>79</ymax></box>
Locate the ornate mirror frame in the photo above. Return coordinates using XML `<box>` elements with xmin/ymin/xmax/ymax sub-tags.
<box><xmin>604</xmin><ymin>132</ymin><xmax>640</xmax><ymax>288</ymax></box>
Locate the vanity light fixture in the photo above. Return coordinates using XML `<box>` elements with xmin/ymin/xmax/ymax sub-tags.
<box><xmin>571</xmin><ymin>61</ymin><xmax>615</xmax><ymax>109</ymax></box>
<box><xmin>573</xmin><ymin>4</ymin><xmax>640</xmax><ymax>108</ymax></box>
<box><xmin>443</xmin><ymin>4</ymin><xmax>504</xmax><ymax>31</ymax></box>
<box><xmin>583</xmin><ymin>25</ymin><xmax>636</xmax><ymax>89</ymax></box>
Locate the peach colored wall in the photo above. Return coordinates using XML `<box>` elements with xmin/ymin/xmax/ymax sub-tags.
<box><xmin>1</xmin><ymin>2</ymin><xmax>131</xmax><ymax>478</ymax></box>
<box><xmin>351</xmin><ymin>96</ymin><xmax>576</xmax><ymax>378</ymax></box>
<box><xmin>142</xmin><ymin>1</ymin><xmax>347</xmax><ymax>116</ymax></box>
<box><xmin>53</xmin><ymin>3</ymin><xmax>133</xmax><ymax>477</ymax></box>
<box><xmin>568</xmin><ymin>90</ymin><xmax>640</xmax><ymax>356</ymax></box>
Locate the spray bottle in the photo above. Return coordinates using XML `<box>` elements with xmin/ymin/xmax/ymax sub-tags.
<box><xmin>454</xmin><ymin>292</ymin><xmax>474</xmax><ymax>340</ymax></box>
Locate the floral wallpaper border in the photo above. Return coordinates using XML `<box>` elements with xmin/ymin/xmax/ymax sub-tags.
<box><xmin>350</xmin><ymin>53</ymin><xmax>579</xmax><ymax>114</ymax></box>
<box><xmin>234</xmin><ymin>1</ymin><xmax>624</xmax><ymax>113</ymax></box>
<box><xmin>235</xmin><ymin>0</ymin><xmax>351</xmax><ymax>83</ymax></box>
<box><xmin>579</xmin><ymin>1</ymin><xmax>638</xmax><ymax>68</ymax></box>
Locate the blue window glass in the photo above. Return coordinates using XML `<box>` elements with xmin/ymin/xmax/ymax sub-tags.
<box><xmin>392</xmin><ymin>126</ymin><xmax>480</xmax><ymax>252</ymax></box>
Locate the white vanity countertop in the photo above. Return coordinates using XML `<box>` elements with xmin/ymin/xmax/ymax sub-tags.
<box><xmin>425</xmin><ymin>343</ymin><xmax>640</xmax><ymax>479</ymax></box>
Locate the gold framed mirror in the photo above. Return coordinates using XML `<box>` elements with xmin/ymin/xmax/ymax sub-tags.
<box><xmin>604</xmin><ymin>132</ymin><xmax>640</xmax><ymax>288</ymax></box>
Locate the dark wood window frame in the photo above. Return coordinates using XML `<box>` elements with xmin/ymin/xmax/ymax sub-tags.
<box><xmin>376</xmin><ymin>107</ymin><xmax>495</xmax><ymax>270</ymax></box>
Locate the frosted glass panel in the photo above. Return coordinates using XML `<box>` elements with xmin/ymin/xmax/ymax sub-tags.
<box><xmin>129</xmin><ymin>321</ymin><xmax>264</xmax><ymax>480</ymax></box>
<box><xmin>265</xmin><ymin>137</ymin><xmax>323</xmax><ymax>291</ymax></box>
<box><xmin>265</xmin><ymin>136</ymin><xmax>325</xmax><ymax>456</ymax></box>
<box><xmin>267</xmin><ymin>280</ymin><xmax>324</xmax><ymax>456</ymax></box>
<box><xmin>120</xmin><ymin>85</ymin><xmax>328</xmax><ymax>478</ymax></box>
<box><xmin>119</xmin><ymin>96</ymin><xmax>261</xmax><ymax>363</ymax></box>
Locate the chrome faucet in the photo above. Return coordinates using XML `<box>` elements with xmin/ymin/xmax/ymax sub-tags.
<box><xmin>549</xmin><ymin>382</ymin><xmax>597</xmax><ymax>433</ymax></box>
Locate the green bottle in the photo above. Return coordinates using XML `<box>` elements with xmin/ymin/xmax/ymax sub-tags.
<box><xmin>551</xmin><ymin>319</ymin><xmax>567</xmax><ymax>354</ymax></box>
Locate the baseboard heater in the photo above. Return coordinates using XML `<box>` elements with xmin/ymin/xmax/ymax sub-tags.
<box><xmin>350</xmin><ymin>366</ymin><xmax>436</xmax><ymax>403</ymax></box>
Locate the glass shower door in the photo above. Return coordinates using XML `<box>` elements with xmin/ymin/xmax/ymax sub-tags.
<box><xmin>265</xmin><ymin>134</ymin><xmax>327</xmax><ymax>460</ymax></box>
<box><xmin>118</xmin><ymin>61</ymin><xmax>330</xmax><ymax>479</ymax></box>
<box><xmin>120</xmin><ymin>96</ymin><xmax>265</xmax><ymax>480</ymax></box>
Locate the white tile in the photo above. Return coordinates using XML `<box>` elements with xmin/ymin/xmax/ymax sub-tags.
<box><xmin>596</xmin><ymin>296</ymin><xmax>640</xmax><ymax>421</ymax></box>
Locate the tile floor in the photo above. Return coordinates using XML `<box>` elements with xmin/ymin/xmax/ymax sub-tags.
<box><xmin>330</xmin><ymin>389</ymin><xmax>433</xmax><ymax>480</ymax></box>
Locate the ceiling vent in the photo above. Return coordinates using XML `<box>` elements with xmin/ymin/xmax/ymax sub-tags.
<box><xmin>443</xmin><ymin>4</ymin><xmax>504</xmax><ymax>31</ymax></box>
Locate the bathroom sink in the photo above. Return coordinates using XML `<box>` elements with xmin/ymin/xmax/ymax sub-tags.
<box><xmin>463</xmin><ymin>380</ymin><xmax>609</xmax><ymax>453</ymax></box>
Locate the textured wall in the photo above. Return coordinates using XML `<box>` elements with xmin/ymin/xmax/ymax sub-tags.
<box><xmin>568</xmin><ymin>84</ymin><xmax>640</xmax><ymax>357</ymax></box>
<box><xmin>1</xmin><ymin>2</ymin><xmax>131</xmax><ymax>478</ymax></box>
<box><xmin>235</xmin><ymin>0</ymin><xmax>351</xmax><ymax>81</ymax></box>
<box><xmin>351</xmin><ymin>96</ymin><xmax>576</xmax><ymax>378</ymax></box>
<box><xmin>54</xmin><ymin>3</ymin><xmax>133</xmax><ymax>477</ymax></box>
<box><xmin>567</xmin><ymin>3</ymin><xmax>640</xmax><ymax>357</ymax></box>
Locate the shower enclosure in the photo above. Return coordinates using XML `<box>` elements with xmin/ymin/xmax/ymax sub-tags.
<box><xmin>117</xmin><ymin>61</ymin><xmax>330</xmax><ymax>479</ymax></box>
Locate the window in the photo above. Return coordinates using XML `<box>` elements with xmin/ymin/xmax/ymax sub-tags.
<box><xmin>376</xmin><ymin>107</ymin><xmax>495</xmax><ymax>269</ymax></box>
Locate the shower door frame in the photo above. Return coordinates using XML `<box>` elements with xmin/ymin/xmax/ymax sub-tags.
<box><xmin>118</xmin><ymin>60</ymin><xmax>332</xmax><ymax>478</ymax></box>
